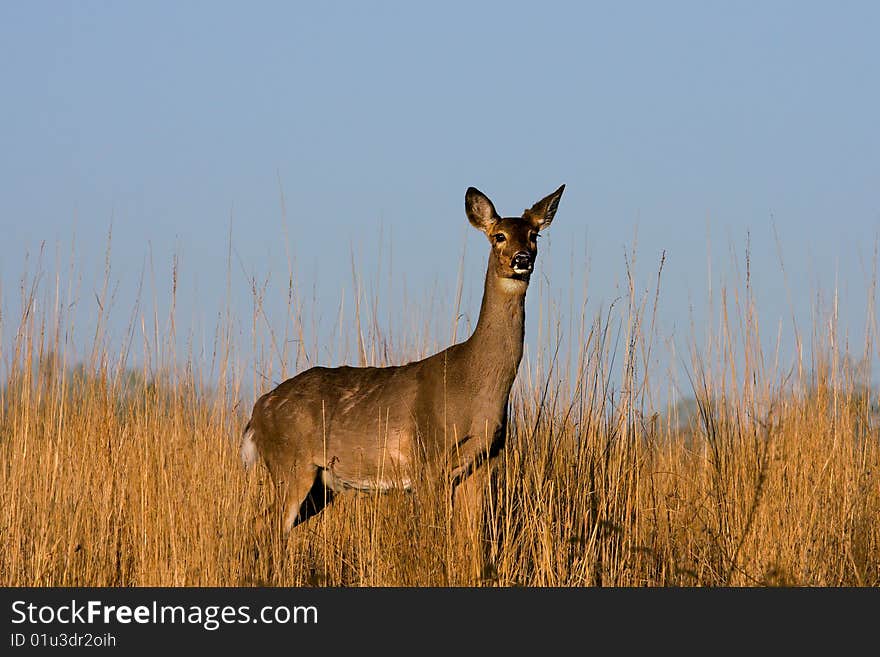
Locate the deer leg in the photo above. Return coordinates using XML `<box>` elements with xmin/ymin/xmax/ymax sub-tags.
<box><xmin>278</xmin><ymin>464</ymin><xmax>321</xmax><ymax>532</ymax></box>
<box><xmin>451</xmin><ymin>465</ymin><xmax>487</xmax><ymax>582</ymax></box>
<box><xmin>244</xmin><ymin>463</ymin><xmax>318</xmax><ymax>583</ymax></box>
<box><xmin>451</xmin><ymin>457</ymin><xmax>497</xmax><ymax>583</ymax></box>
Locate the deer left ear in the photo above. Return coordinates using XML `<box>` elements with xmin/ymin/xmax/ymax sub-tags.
<box><xmin>525</xmin><ymin>184</ymin><xmax>565</xmax><ymax>231</ymax></box>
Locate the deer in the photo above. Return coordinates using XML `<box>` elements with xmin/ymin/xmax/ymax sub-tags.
<box><xmin>241</xmin><ymin>184</ymin><xmax>565</xmax><ymax>542</ymax></box>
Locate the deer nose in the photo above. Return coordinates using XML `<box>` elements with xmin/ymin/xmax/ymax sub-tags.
<box><xmin>511</xmin><ymin>251</ymin><xmax>532</xmax><ymax>273</ymax></box>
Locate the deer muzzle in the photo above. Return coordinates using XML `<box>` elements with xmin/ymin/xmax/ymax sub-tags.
<box><xmin>511</xmin><ymin>251</ymin><xmax>533</xmax><ymax>274</ymax></box>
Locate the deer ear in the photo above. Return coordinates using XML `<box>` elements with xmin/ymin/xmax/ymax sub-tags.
<box><xmin>525</xmin><ymin>184</ymin><xmax>565</xmax><ymax>231</ymax></box>
<box><xmin>465</xmin><ymin>187</ymin><xmax>499</xmax><ymax>233</ymax></box>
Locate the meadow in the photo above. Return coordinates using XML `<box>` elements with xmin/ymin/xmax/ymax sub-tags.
<box><xmin>1</xmin><ymin>239</ymin><xmax>878</xmax><ymax>587</ymax></box>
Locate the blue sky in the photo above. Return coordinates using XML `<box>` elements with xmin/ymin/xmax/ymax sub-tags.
<box><xmin>2</xmin><ymin>2</ymin><xmax>879</xmax><ymax>399</ymax></box>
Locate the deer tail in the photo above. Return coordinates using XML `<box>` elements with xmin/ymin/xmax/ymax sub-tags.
<box><xmin>240</xmin><ymin>420</ymin><xmax>258</xmax><ymax>469</ymax></box>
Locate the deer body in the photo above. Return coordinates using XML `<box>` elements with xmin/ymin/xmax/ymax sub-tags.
<box><xmin>242</xmin><ymin>185</ymin><xmax>564</xmax><ymax>531</ymax></box>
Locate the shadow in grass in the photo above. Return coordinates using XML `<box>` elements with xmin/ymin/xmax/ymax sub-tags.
<box><xmin>293</xmin><ymin>469</ymin><xmax>337</xmax><ymax>527</ymax></box>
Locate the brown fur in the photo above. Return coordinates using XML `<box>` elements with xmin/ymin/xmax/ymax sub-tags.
<box><xmin>243</xmin><ymin>184</ymin><xmax>565</xmax><ymax>531</ymax></box>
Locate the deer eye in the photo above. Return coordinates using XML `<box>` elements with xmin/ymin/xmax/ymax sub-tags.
<box><xmin>492</xmin><ymin>233</ymin><xmax>506</xmax><ymax>244</ymax></box>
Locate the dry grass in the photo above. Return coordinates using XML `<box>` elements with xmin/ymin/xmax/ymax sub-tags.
<box><xmin>1</xmin><ymin>240</ymin><xmax>878</xmax><ymax>587</ymax></box>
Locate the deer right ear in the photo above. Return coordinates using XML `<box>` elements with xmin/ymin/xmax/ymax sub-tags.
<box><xmin>465</xmin><ymin>187</ymin><xmax>499</xmax><ymax>233</ymax></box>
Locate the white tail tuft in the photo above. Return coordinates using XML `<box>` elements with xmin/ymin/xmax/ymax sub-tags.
<box><xmin>240</xmin><ymin>422</ymin><xmax>258</xmax><ymax>469</ymax></box>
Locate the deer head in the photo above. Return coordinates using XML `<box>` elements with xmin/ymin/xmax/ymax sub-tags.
<box><xmin>465</xmin><ymin>184</ymin><xmax>565</xmax><ymax>288</ymax></box>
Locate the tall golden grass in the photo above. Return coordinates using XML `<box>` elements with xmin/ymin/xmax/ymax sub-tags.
<box><xmin>1</xmin><ymin>237</ymin><xmax>878</xmax><ymax>586</ymax></box>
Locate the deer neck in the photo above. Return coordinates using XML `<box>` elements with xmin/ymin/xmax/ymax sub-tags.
<box><xmin>462</xmin><ymin>257</ymin><xmax>528</xmax><ymax>387</ymax></box>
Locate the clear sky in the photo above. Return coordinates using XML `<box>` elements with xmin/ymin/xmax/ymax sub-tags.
<box><xmin>2</xmin><ymin>2</ymin><xmax>879</xmax><ymax>400</ymax></box>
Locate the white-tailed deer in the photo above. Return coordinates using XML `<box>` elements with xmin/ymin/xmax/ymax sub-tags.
<box><xmin>241</xmin><ymin>184</ymin><xmax>565</xmax><ymax>533</ymax></box>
